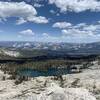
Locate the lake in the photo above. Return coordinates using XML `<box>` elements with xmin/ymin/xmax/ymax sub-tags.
<box><xmin>17</xmin><ymin>67</ymin><xmax>71</xmax><ymax>77</ymax></box>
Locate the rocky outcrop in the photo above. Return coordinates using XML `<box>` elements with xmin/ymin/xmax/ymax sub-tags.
<box><xmin>0</xmin><ymin>69</ymin><xmax>97</xmax><ymax>100</ymax></box>
<box><xmin>0</xmin><ymin>60</ymin><xmax>100</xmax><ymax>100</ymax></box>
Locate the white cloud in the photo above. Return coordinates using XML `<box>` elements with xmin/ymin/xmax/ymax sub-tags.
<box><xmin>98</xmin><ymin>21</ymin><xmax>100</xmax><ymax>23</ymax></box>
<box><xmin>29</xmin><ymin>21</ymin><xmax>100</xmax><ymax>43</ymax></box>
<box><xmin>16</xmin><ymin>18</ymin><xmax>27</xmax><ymax>25</ymax></box>
<box><xmin>0</xmin><ymin>2</ymin><xmax>36</xmax><ymax>18</ymax></box>
<box><xmin>33</xmin><ymin>21</ymin><xmax>100</xmax><ymax>43</ymax></box>
<box><xmin>62</xmin><ymin>29</ymin><xmax>94</xmax><ymax>37</ymax></box>
<box><xmin>56</xmin><ymin>13</ymin><xmax>60</xmax><ymax>16</ymax></box>
<box><xmin>0</xmin><ymin>1</ymin><xmax>48</xmax><ymax>24</ymax></box>
<box><xmin>34</xmin><ymin>3</ymin><xmax>44</xmax><ymax>8</ymax></box>
<box><xmin>50</xmin><ymin>10</ymin><xmax>56</xmax><ymax>14</ymax></box>
<box><xmin>53</xmin><ymin>22</ymin><xmax>72</xmax><ymax>29</ymax></box>
<box><xmin>19</xmin><ymin>29</ymin><xmax>35</xmax><ymax>36</ymax></box>
<box><xmin>74</xmin><ymin>23</ymin><xmax>86</xmax><ymax>28</ymax></box>
<box><xmin>52</xmin><ymin>21</ymin><xmax>100</xmax><ymax>38</ymax></box>
<box><xmin>83</xmin><ymin>24</ymin><xmax>100</xmax><ymax>31</ymax></box>
<box><xmin>62</xmin><ymin>29</ymin><xmax>70</xmax><ymax>35</ymax></box>
<box><xmin>42</xmin><ymin>33</ymin><xmax>49</xmax><ymax>37</ymax></box>
<box><xmin>49</xmin><ymin>0</ymin><xmax>100</xmax><ymax>13</ymax></box>
<box><xmin>53</xmin><ymin>21</ymin><xmax>98</xmax><ymax>37</ymax></box>
<box><xmin>27</xmin><ymin>16</ymin><xmax>48</xmax><ymax>24</ymax></box>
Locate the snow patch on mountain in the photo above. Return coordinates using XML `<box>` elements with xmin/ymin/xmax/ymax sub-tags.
<box><xmin>0</xmin><ymin>49</ymin><xmax>20</xmax><ymax>57</ymax></box>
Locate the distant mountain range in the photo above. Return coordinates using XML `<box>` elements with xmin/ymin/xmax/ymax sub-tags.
<box><xmin>0</xmin><ymin>41</ymin><xmax>100</xmax><ymax>58</ymax></box>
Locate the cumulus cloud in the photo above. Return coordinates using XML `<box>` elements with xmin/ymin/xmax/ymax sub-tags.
<box><xmin>50</xmin><ymin>10</ymin><xmax>56</xmax><ymax>14</ymax></box>
<box><xmin>31</xmin><ymin>21</ymin><xmax>100</xmax><ymax>43</ymax></box>
<box><xmin>0</xmin><ymin>1</ymin><xmax>48</xmax><ymax>24</ymax></box>
<box><xmin>42</xmin><ymin>33</ymin><xmax>49</xmax><ymax>37</ymax></box>
<box><xmin>62</xmin><ymin>29</ymin><xmax>69</xmax><ymax>35</ymax></box>
<box><xmin>27</xmin><ymin>16</ymin><xmax>49</xmax><ymax>24</ymax></box>
<box><xmin>34</xmin><ymin>3</ymin><xmax>44</xmax><ymax>8</ymax></box>
<box><xmin>98</xmin><ymin>21</ymin><xmax>100</xmax><ymax>23</ymax></box>
<box><xmin>49</xmin><ymin>0</ymin><xmax>100</xmax><ymax>13</ymax></box>
<box><xmin>19</xmin><ymin>29</ymin><xmax>35</xmax><ymax>36</ymax></box>
<box><xmin>60</xmin><ymin>22</ymin><xmax>100</xmax><ymax>37</ymax></box>
<box><xmin>53</xmin><ymin>22</ymin><xmax>72</xmax><ymax>29</ymax></box>
<box><xmin>73</xmin><ymin>23</ymin><xmax>86</xmax><ymax>28</ymax></box>
<box><xmin>16</xmin><ymin>18</ymin><xmax>27</xmax><ymax>25</ymax></box>
<box><xmin>83</xmin><ymin>24</ymin><xmax>100</xmax><ymax>31</ymax></box>
<box><xmin>62</xmin><ymin>29</ymin><xmax>94</xmax><ymax>37</ymax></box>
<box><xmin>52</xmin><ymin>21</ymin><xmax>100</xmax><ymax>39</ymax></box>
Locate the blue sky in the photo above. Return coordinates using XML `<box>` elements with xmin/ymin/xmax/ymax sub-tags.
<box><xmin>0</xmin><ymin>0</ymin><xmax>100</xmax><ymax>43</ymax></box>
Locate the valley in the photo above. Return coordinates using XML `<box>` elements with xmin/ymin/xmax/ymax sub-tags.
<box><xmin>0</xmin><ymin>41</ymin><xmax>100</xmax><ymax>100</ymax></box>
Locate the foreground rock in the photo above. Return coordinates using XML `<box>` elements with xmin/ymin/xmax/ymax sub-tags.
<box><xmin>12</xmin><ymin>83</ymin><xmax>96</xmax><ymax>100</ymax></box>
<box><xmin>0</xmin><ymin>69</ymin><xmax>97</xmax><ymax>100</ymax></box>
<box><xmin>36</xmin><ymin>83</ymin><xmax>96</xmax><ymax>100</ymax></box>
<box><xmin>0</xmin><ymin>61</ymin><xmax>100</xmax><ymax>100</ymax></box>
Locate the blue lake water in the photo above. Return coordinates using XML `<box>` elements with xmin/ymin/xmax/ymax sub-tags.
<box><xmin>17</xmin><ymin>68</ymin><xmax>71</xmax><ymax>77</ymax></box>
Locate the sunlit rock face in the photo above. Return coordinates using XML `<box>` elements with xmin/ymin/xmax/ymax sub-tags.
<box><xmin>36</xmin><ymin>83</ymin><xmax>96</xmax><ymax>100</ymax></box>
<box><xmin>13</xmin><ymin>83</ymin><xmax>96</xmax><ymax>100</ymax></box>
<box><xmin>0</xmin><ymin>72</ymin><xmax>96</xmax><ymax>100</ymax></box>
<box><xmin>0</xmin><ymin>63</ymin><xmax>99</xmax><ymax>100</ymax></box>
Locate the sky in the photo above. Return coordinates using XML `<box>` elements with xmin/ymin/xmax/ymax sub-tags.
<box><xmin>0</xmin><ymin>0</ymin><xmax>100</xmax><ymax>43</ymax></box>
